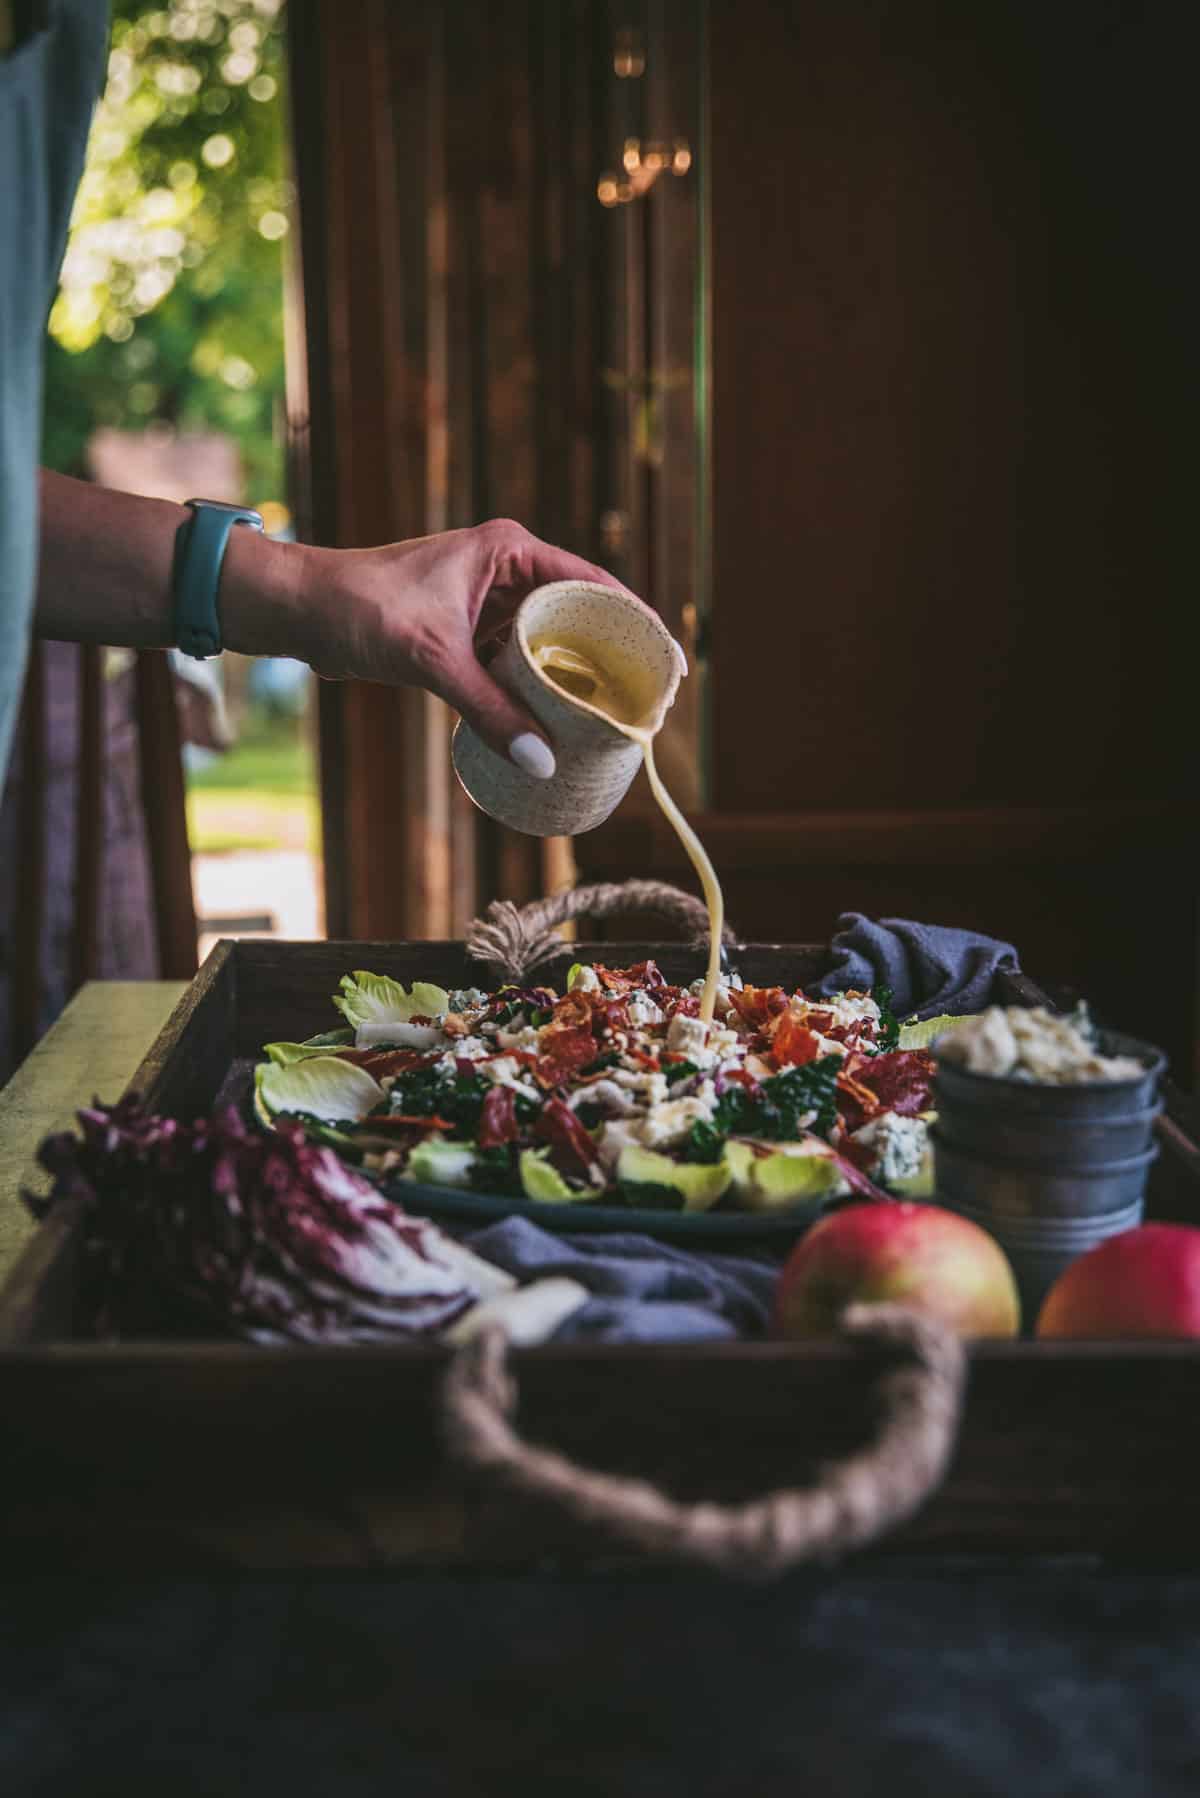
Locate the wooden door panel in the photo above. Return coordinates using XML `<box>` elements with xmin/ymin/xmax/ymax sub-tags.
<box><xmin>707</xmin><ymin>0</ymin><xmax>1190</xmax><ymax>814</ymax></box>
<box><xmin>579</xmin><ymin>0</ymin><xmax>1196</xmax><ymax>1075</ymax></box>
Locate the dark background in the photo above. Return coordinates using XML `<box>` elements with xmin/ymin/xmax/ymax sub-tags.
<box><xmin>4</xmin><ymin>1566</ymin><xmax>1200</xmax><ymax>1795</ymax></box>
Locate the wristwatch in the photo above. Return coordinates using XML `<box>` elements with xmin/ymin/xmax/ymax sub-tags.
<box><xmin>172</xmin><ymin>498</ymin><xmax>265</xmax><ymax>659</ymax></box>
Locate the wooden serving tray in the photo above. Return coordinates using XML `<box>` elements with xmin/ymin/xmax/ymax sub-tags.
<box><xmin>1</xmin><ymin>938</ymin><xmax>1198</xmax><ymax>1573</ymax></box>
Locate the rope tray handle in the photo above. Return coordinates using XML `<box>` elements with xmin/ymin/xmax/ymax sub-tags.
<box><xmin>465</xmin><ymin>880</ymin><xmax>739</xmax><ymax>985</ymax></box>
<box><xmin>443</xmin><ymin>1306</ymin><xmax>966</xmax><ymax>1577</ymax></box>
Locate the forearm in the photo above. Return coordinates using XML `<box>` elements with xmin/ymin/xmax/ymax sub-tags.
<box><xmin>34</xmin><ymin>477</ymin><xmax>626</xmax><ymax>764</ymax></box>
<box><xmin>35</xmin><ymin>470</ymin><xmax>305</xmax><ymax>657</ymax></box>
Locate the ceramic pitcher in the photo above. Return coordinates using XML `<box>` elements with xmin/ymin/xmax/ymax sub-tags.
<box><xmin>451</xmin><ymin>581</ymin><xmax>686</xmax><ymax>836</ymax></box>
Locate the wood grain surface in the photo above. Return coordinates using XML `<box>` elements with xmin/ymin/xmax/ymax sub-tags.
<box><xmin>4</xmin><ymin>1337</ymin><xmax>1200</xmax><ymax>1571</ymax></box>
<box><xmin>0</xmin><ymin>981</ymin><xmax>185</xmax><ymax>1290</ymax></box>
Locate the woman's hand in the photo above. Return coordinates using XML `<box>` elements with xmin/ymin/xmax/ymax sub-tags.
<box><xmin>284</xmin><ymin>519</ymin><xmax>628</xmax><ymax>777</ymax></box>
<box><xmin>35</xmin><ymin>475</ymin><xmax>626</xmax><ymax>778</ymax></box>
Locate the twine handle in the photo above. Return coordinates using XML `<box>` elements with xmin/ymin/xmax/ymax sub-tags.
<box><xmin>442</xmin><ymin>1304</ymin><xmax>966</xmax><ymax>1576</ymax></box>
<box><xmin>465</xmin><ymin>880</ymin><xmax>738</xmax><ymax>984</ymax></box>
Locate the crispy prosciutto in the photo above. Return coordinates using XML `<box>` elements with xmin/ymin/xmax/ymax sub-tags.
<box><xmin>835</xmin><ymin>1050</ymin><xmax>936</xmax><ymax>1131</ymax></box>
<box><xmin>771</xmin><ymin>1012</ymin><xmax>821</xmax><ymax>1067</ymax></box>
<box><xmin>592</xmin><ymin>960</ymin><xmax>667</xmax><ymax>995</ymax></box>
<box><xmin>800</xmin><ymin>1008</ymin><xmax>835</xmax><ymax>1035</ymax></box>
<box><xmin>535</xmin><ymin>1097</ymin><xmax>601</xmax><ymax>1184</ymax></box>
<box><xmin>535</xmin><ymin>1023</ymin><xmax>601</xmax><ymax>1087</ymax></box>
<box><xmin>477</xmin><ymin>1085</ymin><xmax>519</xmax><ymax>1147</ymax></box>
<box><xmin>727</xmin><ymin>984</ymin><xmax>789</xmax><ymax>1031</ymax></box>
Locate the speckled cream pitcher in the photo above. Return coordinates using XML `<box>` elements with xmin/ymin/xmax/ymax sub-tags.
<box><xmin>452</xmin><ymin>581</ymin><xmax>686</xmax><ymax>836</ymax></box>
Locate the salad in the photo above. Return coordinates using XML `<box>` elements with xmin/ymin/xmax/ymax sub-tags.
<box><xmin>254</xmin><ymin>962</ymin><xmax>966</xmax><ymax>1214</ymax></box>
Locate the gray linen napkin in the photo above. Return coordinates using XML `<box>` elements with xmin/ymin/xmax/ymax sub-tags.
<box><xmin>465</xmin><ymin>1215</ymin><xmax>780</xmax><ymax>1343</ymax></box>
<box><xmin>809</xmin><ymin>913</ymin><xmax>1019</xmax><ymax>1019</ymax></box>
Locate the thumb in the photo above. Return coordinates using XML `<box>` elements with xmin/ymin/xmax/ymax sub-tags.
<box><xmin>430</xmin><ymin>646</ymin><xmax>557</xmax><ymax>780</ymax></box>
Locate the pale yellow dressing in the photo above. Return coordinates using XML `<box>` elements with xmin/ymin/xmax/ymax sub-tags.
<box><xmin>532</xmin><ymin>637</ymin><xmax>725</xmax><ymax>1022</ymax></box>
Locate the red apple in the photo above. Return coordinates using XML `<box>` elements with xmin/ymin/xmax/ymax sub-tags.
<box><xmin>774</xmin><ymin>1201</ymin><xmax>1021</xmax><ymax>1340</ymax></box>
<box><xmin>1037</xmin><ymin>1223</ymin><xmax>1200</xmax><ymax>1339</ymax></box>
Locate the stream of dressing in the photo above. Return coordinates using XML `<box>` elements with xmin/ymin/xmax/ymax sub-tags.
<box><xmin>531</xmin><ymin>640</ymin><xmax>725</xmax><ymax>1022</ymax></box>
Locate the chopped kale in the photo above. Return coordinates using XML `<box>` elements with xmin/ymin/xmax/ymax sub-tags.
<box><xmin>873</xmin><ymin>986</ymin><xmax>900</xmax><ymax>1053</ymax></box>
<box><xmin>714</xmin><ymin>1057</ymin><xmax>841</xmax><ymax>1143</ymax></box>
<box><xmin>678</xmin><ymin>1058</ymin><xmax>841</xmax><ymax>1162</ymax></box>
<box><xmin>681</xmin><ymin>1118</ymin><xmax>726</xmax><ymax>1164</ymax></box>
<box><xmin>617</xmin><ymin>1180</ymin><xmax>686</xmax><ymax>1211</ymax></box>
<box><xmin>469</xmin><ymin>1144</ymin><xmax>524</xmax><ymax>1196</ymax></box>
<box><xmin>388</xmin><ymin>1064</ymin><xmax>539</xmax><ymax>1139</ymax></box>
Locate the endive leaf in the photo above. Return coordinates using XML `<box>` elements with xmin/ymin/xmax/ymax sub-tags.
<box><xmin>257</xmin><ymin>1055</ymin><xmax>385</xmax><ymax>1126</ymax></box>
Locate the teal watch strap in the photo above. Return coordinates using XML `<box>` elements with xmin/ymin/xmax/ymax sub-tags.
<box><xmin>172</xmin><ymin>499</ymin><xmax>265</xmax><ymax>659</ymax></box>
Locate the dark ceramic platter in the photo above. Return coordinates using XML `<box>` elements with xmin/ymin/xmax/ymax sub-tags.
<box><xmin>254</xmin><ymin>1030</ymin><xmax>824</xmax><ymax>1246</ymax></box>
<box><xmin>389</xmin><ymin>1177</ymin><xmax>824</xmax><ymax>1244</ymax></box>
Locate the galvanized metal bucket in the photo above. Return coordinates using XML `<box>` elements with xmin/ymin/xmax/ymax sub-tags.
<box><xmin>933</xmin><ymin>1030</ymin><xmax>1166</xmax><ymax>1122</ymax></box>
<box><xmin>934</xmin><ymin>1099</ymin><xmax>1163</xmax><ymax>1169</ymax></box>
<box><xmin>941</xmin><ymin>1192</ymin><xmax>1146</xmax><ymax>1329</ymax></box>
<box><xmin>930</xmin><ymin>1023</ymin><xmax>1166</xmax><ymax>1329</ymax></box>
<box><xmin>932</xmin><ymin>1132</ymin><xmax>1159</xmax><ymax>1218</ymax></box>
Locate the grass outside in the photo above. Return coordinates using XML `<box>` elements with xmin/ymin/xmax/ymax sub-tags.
<box><xmin>186</xmin><ymin>718</ymin><xmax>320</xmax><ymax>855</ymax></box>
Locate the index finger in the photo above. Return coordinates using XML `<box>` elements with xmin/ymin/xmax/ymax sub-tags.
<box><xmin>489</xmin><ymin>523</ymin><xmax>638</xmax><ymax>602</ymax></box>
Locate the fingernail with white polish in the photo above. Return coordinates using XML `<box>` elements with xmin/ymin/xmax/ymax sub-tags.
<box><xmin>509</xmin><ymin>733</ymin><xmax>557</xmax><ymax>780</ymax></box>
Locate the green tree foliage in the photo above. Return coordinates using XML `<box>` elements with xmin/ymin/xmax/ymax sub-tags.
<box><xmin>42</xmin><ymin>0</ymin><xmax>289</xmax><ymax>502</ymax></box>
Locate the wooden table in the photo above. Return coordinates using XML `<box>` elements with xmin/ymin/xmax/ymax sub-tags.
<box><xmin>0</xmin><ymin>982</ymin><xmax>185</xmax><ymax>1288</ymax></box>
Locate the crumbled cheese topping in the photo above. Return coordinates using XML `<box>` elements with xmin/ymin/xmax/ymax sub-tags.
<box><xmin>667</xmin><ymin>1013</ymin><xmax>710</xmax><ymax>1060</ymax></box>
<box><xmin>448</xmin><ymin>988</ymin><xmax>488</xmax><ymax>1013</ymax></box>
<box><xmin>596</xmin><ymin>1117</ymin><xmax>644</xmax><ymax>1171</ymax></box>
<box><xmin>937</xmin><ymin>1005</ymin><xmax>1144</xmax><ymax>1085</ymax></box>
<box><xmin>818</xmin><ymin>991</ymin><xmax>881</xmax><ymax>1028</ymax></box>
<box><xmin>565</xmin><ymin>1078</ymin><xmax>639</xmax><ymax>1118</ymax></box>
<box><xmin>636</xmin><ymin>1082</ymin><xmax>718</xmax><ymax>1151</ymax></box>
<box><xmin>478</xmin><ymin>1055</ymin><xmax>541</xmax><ymax>1101</ymax></box>
<box><xmin>611</xmin><ymin>1067</ymin><xmax>669</xmax><ymax>1109</ymax></box>
<box><xmin>849</xmin><ymin>1113</ymin><xmax>928</xmax><ymax>1184</ymax></box>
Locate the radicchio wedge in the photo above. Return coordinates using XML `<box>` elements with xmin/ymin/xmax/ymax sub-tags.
<box><xmin>30</xmin><ymin>1097</ymin><xmax>479</xmax><ymax>1344</ymax></box>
